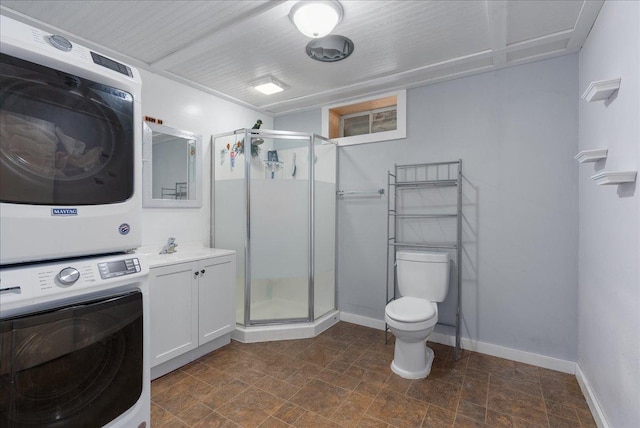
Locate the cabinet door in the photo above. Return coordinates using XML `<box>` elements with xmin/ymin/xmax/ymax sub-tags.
<box><xmin>198</xmin><ymin>256</ymin><xmax>235</xmax><ymax>345</ymax></box>
<box><xmin>150</xmin><ymin>261</ymin><xmax>199</xmax><ymax>367</ymax></box>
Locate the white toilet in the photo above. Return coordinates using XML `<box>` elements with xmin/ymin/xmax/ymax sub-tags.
<box><xmin>385</xmin><ymin>251</ymin><xmax>450</xmax><ymax>379</ymax></box>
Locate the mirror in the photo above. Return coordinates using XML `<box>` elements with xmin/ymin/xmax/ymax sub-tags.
<box><xmin>142</xmin><ymin>122</ymin><xmax>202</xmax><ymax>208</ymax></box>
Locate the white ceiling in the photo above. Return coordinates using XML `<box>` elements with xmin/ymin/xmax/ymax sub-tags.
<box><xmin>0</xmin><ymin>0</ymin><xmax>603</xmax><ymax>116</ymax></box>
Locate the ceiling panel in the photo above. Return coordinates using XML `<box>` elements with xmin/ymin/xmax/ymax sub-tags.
<box><xmin>0</xmin><ymin>0</ymin><xmax>603</xmax><ymax>115</ymax></box>
<box><xmin>506</xmin><ymin>0</ymin><xmax>583</xmax><ymax>45</ymax></box>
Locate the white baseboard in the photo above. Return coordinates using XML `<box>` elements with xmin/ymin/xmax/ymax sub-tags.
<box><xmin>339</xmin><ymin>312</ymin><xmax>386</xmax><ymax>330</ymax></box>
<box><xmin>339</xmin><ymin>311</ymin><xmax>576</xmax><ymax>374</ymax></box>
<box><xmin>576</xmin><ymin>364</ymin><xmax>609</xmax><ymax>428</ymax></box>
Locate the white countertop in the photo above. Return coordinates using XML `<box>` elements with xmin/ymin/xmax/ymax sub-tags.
<box><xmin>136</xmin><ymin>242</ymin><xmax>235</xmax><ymax>268</ymax></box>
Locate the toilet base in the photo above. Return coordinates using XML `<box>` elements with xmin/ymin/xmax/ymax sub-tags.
<box><xmin>390</xmin><ymin>342</ymin><xmax>435</xmax><ymax>379</ymax></box>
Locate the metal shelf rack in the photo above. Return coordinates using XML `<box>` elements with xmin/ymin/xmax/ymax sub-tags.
<box><xmin>386</xmin><ymin>160</ymin><xmax>463</xmax><ymax>360</ymax></box>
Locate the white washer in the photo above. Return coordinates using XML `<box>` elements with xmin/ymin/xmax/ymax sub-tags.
<box><xmin>0</xmin><ymin>254</ymin><xmax>150</xmax><ymax>427</ymax></box>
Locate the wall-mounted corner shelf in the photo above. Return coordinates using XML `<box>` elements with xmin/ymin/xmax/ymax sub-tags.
<box><xmin>582</xmin><ymin>78</ymin><xmax>621</xmax><ymax>102</ymax></box>
<box><xmin>574</xmin><ymin>149</ymin><xmax>608</xmax><ymax>163</ymax></box>
<box><xmin>590</xmin><ymin>171</ymin><xmax>637</xmax><ymax>185</ymax></box>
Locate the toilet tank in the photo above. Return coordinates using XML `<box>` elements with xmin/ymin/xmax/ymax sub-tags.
<box><xmin>396</xmin><ymin>251</ymin><xmax>450</xmax><ymax>302</ymax></box>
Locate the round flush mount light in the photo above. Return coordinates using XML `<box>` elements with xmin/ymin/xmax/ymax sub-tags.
<box><xmin>289</xmin><ymin>1</ymin><xmax>344</xmax><ymax>38</ymax></box>
<box><xmin>306</xmin><ymin>35</ymin><xmax>354</xmax><ymax>62</ymax></box>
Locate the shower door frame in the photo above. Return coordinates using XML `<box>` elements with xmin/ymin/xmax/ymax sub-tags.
<box><xmin>213</xmin><ymin>128</ymin><xmax>337</xmax><ymax>328</ymax></box>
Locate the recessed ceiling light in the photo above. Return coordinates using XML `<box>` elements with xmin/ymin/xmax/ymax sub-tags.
<box><xmin>251</xmin><ymin>76</ymin><xmax>285</xmax><ymax>95</ymax></box>
<box><xmin>289</xmin><ymin>1</ymin><xmax>343</xmax><ymax>39</ymax></box>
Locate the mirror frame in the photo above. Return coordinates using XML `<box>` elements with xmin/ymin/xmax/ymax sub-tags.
<box><xmin>142</xmin><ymin>122</ymin><xmax>203</xmax><ymax>208</ymax></box>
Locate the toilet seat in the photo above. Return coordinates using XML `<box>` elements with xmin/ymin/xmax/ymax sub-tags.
<box><xmin>385</xmin><ymin>297</ymin><xmax>438</xmax><ymax>331</ymax></box>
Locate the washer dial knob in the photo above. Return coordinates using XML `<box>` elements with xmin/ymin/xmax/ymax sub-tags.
<box><xmin>48</xmin><ymin>34</ymin><xmax>72</xmax><ymax>52</ymax></box>
<box><xmin>58</xmin><ymin>267</ymin><xmax>80</xmax><ymax>285</ymax></box>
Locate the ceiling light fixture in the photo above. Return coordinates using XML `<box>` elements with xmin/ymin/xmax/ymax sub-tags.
<box><xmin>289</xmin><ymin>0</ymin><xmax>344</xmax><ymax>39</ymax></box>
<box><xmin>251</xmin><ymin>76</ymin><xmax>285</xmax><ymax>95</ymax></box>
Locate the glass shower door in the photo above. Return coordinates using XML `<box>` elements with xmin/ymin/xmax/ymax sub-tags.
<box><xmin>313</xmin><ymin>135</ymin><xmax>337</xmax><ymax>319</ymax></box>
<box><xmin>248</xmin><ymin>132</ymin><xmax>310</xmax><ymax>324</ymax></box>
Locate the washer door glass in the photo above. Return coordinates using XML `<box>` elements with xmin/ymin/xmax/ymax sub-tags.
<box><xmin>0</xmin><ymin>291</ymin><xmax>143</xmax><ymax>427</ymax></box>
<box><xmin>0</xmin><ymin>53</ymin><xmax>134</xmax><ymax>205</ymax></box>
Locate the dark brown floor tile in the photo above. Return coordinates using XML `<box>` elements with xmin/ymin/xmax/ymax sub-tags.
<box><xmin>545</xmin><ymin>401</ymin><xmax>578</xmax><ymax>421</ymax></box>
<box><xmin>353</xmin><ymin>350</ymin><xmax>394</xmax><ymax>374</ymax></box>
<box><xmin>421</xmin><ymin>404</ymin><xmax>456</xmax><ymax>428</ymax></box>
<box><xmin>356</xmin><ymin>415</ymin><xmax>390</xmax><ymax>427</ymax></box>
<box><xmin>487</xmin><ymin>388</ymin><xmax>548</xmax><ymax>426</ymax></box>
<box><xmin>429</xmin><ymin>365</ymin><xmax>465</xmax><ymax>386</ymax></box>
<box><xmin>151</xmin><ymin>402</ymin><xmax>176</xmax><ymax>426</ymax></box>
<box><xmin>152</xmin><ymin>369</ymin><xmax>189</xmax><ymax>397</ymax></box>
<box><xmin>162</xmin><ymin>416</ymin><xmax>191</xmax><ymax>427</ymax></box>
<box><xmin>427</xmin><ymin>342</ymin><xmax>454</xmax><ymax>360</ymax></box>
<box><xmin>198</xmin><ymin>380</ymin><xmax>248</xmax><ymax>410</ymax></box>
<box><xmin>286</xmin><ymin>362</ymin><xmax>324</xmax><ymax>388</ymax></box>
<box><xmin>536</xmin><ymin>368</ymin><xmax>578</xmax><ymax>385</ymax></box>
<box><xmin>175</xmin><ymin>402</ymin><xmax>214</xmax><ymax>426</ymax></box>
<box><xmin>460</xmin><ymin>376</ymin><xmax>488</xmax><ymax>406</ymax></box>
<box><xmin>153</xmin><ymin>384</ymin><xmax>199</xmax><ymax>415</ymax></box>
<box><xmin>407</xmin><ymin>378</ymin><xmax>461</xmax><ymax>412</ymax></box>
<box><xmin>454</xmin><ymin>414</ymin><xmax>490</xmax><ymax>427</ymax></box>
<box><xmin>294</xmin><ymin>342</ymin><xmax>342</xmax><ymax>367</ymax></box>
<box><xmin>258</xmin><ymin>416</ymin><xmax>290</xmax><ymax>428</ymax></box>
<box><xmin>457</xmin><ymin>400</ymin><xmax>487</xmax><ymax>423</ymax></box>
<box><xmin>199</xmin><ymin>346</ymin><xmax>252</xmax><ymax>371</ymax></box>
<box><xmin>335</xmin><ymin>344</ymin><xmax>369</xmax><ymax>364</ymax></box>
<box><xmin>181</xmin><ymin>360</ymin><xmax>210</xmax><ymax>376</ymax></box>
<box><xmin>547</xmin><ymin>414</ymin><xmax>581</xmax><ymax>428</ymax></box>
<box><xmin>467</xmin><ymin>354</ymin><xmax>515</xmax><ymax>378</ymax></box>
<box><xmin>216</xmin><ymin>386</ymin><xmax>285</xmax><ymax>428</ymax></box>
<box><xmin>273</xmin><ymin>402</ymin><xmax>305</xmax><ymax>425</ymax></box>
<box><xmin>512</xmin><ymin>363</ymin><xmax>540</xmax><ymax>384</ymax></box>
<box><xmin>368</xmin><ymin>388</ymin><xmax>428</xmax><ymax>427</ymax></box>
<box><xmin>486</xmin><ymin>409</ymin><xmax>514</xmax><ymax>427</ymax></box>
<box><xmin>196</xmin><ymin>365</ymin><xmax>238</xmax><ymax>388</ymax></box>
<box><xmin>326</xmin><ymin>359</ymin><xmax>352</xmax><ymax>373</ymax></box>
<box><xmin>224</xmin><ymin>361</ymin><xmax>267</xmax><ymax>384</ymax></box>
<box><xmin>382</xmin><ymin>373</ymin><xmax>414</xmax><ymax>394</ymax></box>
<box><xmin>192</xmin><ymin>411</ymin><xmax>241</xmax><ymax>428</ymax></box>
<box><xmin>289</xmin><ymin>378</ymin><xmax>350</xmax><ymax>417</ymax></box>
<box><xmin>539</xmin><ymin>377</ymin><xmax>588</xmax><ymax>410</ymax></box>
<box><xmin>490</xmin><ymin>373</ymin><xmax>543</xmax><ymax>397</ymax></box>
<box><xmin>575</xmin><ymin>408</ymin><xmax>597</xmax><ymax>428</ymax></box>
<box><xmin>331</xmin><ymin>392</ymin><xmax>374</xmax><ymax>427</ymax></box>
<box><xmin>260</xmin><ymin>354</ymin><xmax>307</xmax><ymax>380</ymax></box>
<box><xmin>293</xmin><ymin>411</ymin><xmax>344</xmax><ymax>427</ymax></box>
<box><xmin>254</xmin><ymin>375</ymin><xmax>301</xmax><ymax>400</ymax></box>
<box><xmin>465</xmin><ymin>368</ymin><xmax>490</xmax><ymax>382</ymax></box>
<box><xmin>317</xmin><ymin>367</ymin><xmax>362</xmax><ymax>390</ymax></box>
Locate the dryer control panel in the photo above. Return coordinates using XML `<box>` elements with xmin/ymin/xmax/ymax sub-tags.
<box><xmin>98</xmin><ymin>258</ymin><xmax>141</xmax><ymax>279</ymax></box>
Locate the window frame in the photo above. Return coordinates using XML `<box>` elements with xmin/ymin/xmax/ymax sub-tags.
<box><xmin>322</xmin><ymin>90</ymin><xmax>406</xmax><ymax>146</ymax></box>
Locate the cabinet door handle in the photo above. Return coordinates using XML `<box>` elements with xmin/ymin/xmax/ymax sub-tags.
<box><xmin>201</xmin><ymin>269</ymin><xmax>206</xmax><ymax>274</ymax></box>
<box><xmin>194</xmin><ymin>271</ymin><xmax>199</xmax><ymax>277</ymax></box>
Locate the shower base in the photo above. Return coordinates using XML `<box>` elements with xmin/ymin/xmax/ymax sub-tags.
<box><xmin>231</xmin><ymin>309</ymin><xmax>340</xmax><ymax>343</ymax></box>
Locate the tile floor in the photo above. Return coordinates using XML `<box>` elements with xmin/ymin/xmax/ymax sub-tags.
<box><xmin>151</xmin><ymin>322</ymin><xmax>596</xmax><ymax>428</ymax></box>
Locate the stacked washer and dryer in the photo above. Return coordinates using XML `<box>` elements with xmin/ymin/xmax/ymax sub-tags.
<box><xmin>0</xmin><ymin>15</ymin><xmax>150</xmax><ymax>428</ymax></box>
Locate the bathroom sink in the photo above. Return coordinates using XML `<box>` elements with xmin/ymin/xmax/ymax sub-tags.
<box><xmin>139</xmin><ymin>247</ymin><xmax>235</xmax><ymax>268</ymax></box>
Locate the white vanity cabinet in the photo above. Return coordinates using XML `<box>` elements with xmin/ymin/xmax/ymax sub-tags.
<box><xmin>145</xmin><ymin>248</ymin><xmax>235</xmax><ymax>379</ymax></box>
<box><xmin>149</xmin><ymin>260</ymin><xmax>199</xmax><ymax>366</ymax></box>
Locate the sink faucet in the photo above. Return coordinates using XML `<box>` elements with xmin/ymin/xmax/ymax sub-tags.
<box><xmin>159</xmin><ymin>237</ymin><xmax>178</xmax><ymax>254</ymax></box>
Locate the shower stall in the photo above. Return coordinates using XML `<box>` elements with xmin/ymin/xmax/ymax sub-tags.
<box><xmin>212</xmin><ymin>129</ymin><xmax>338</xmax><ymax>341</ymax></box>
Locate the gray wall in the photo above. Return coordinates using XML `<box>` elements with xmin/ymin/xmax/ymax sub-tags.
<box><xmin>578</xmin><ymin>1</ymin><xmax>639</xmax><ymax>426</ymax></box>
<box><xmin>276</xmin><ymin>54</ymin><xmax>580</xmax><ymax>361</ymax></box>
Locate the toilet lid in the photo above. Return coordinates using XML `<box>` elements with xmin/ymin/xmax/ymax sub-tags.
<box><xmin>386</xmin><ymin>297</ymin><xmax>437</xmax><ymax>323</ymax></box>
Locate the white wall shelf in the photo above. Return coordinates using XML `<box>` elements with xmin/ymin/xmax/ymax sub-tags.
<box><xmin>590</xmin><ymin>171</ymin><xmax>637</xmax><ymax>185</ymax></box>
<box><xmin>574</xmin><ymin>149</ymin><xmax>608</xmax><ymax>163</ymax></box>
<box><xmin>582</xmin><ymin>78</ymin><xmax>621</xmax><ymax>102</ymax></box>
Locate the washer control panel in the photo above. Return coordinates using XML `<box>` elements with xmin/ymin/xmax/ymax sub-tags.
<box><xmin>97</xmin><ymin>258</ymin><xmax>141</xmax><ymax>279</ymax></box>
